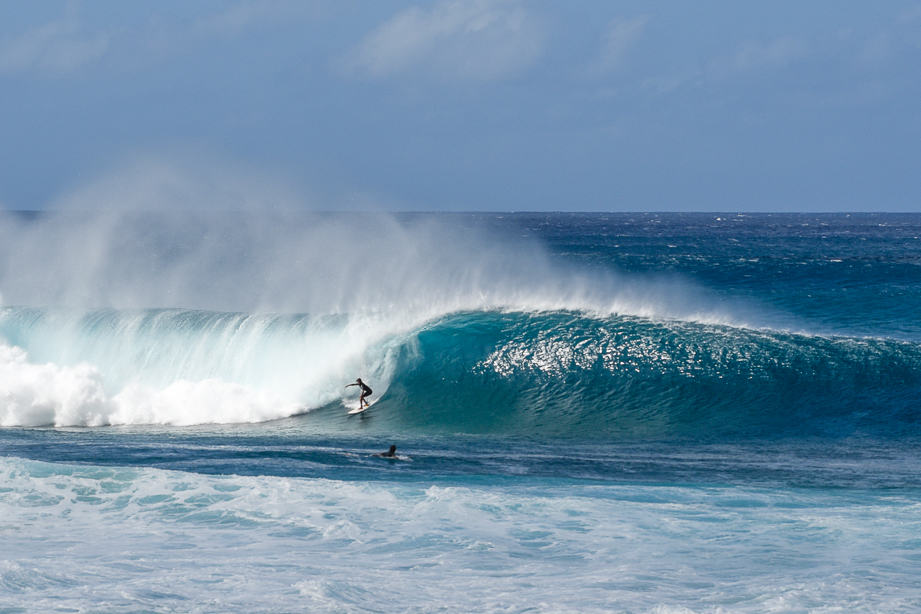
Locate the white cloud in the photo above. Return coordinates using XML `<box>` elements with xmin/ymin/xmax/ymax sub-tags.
<box><xmin>593</xmin><ymin>16</ymin><xmax>648</xmax><ymax>74</ymax></box>
<box><xmin>343</xmin><ymin>0</ymin><xmax>544</xmax><ymax>81</ymax></box>
<box><xmin>0</xmin><ymin>14</ymin><xmax>108</xmax><ymax>74</ymax></box>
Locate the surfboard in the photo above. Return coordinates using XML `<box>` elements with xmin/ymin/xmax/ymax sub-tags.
<box><xmin>347</xmin><ymin>405</ymin><xmax>371</xmax><ymax>415</ymax></box>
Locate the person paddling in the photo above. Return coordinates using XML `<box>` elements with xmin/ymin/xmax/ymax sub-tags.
<box><xmin>346</xmin><ymin>378</ymin><xmax>373</xmax><ymax>409</ymax></box>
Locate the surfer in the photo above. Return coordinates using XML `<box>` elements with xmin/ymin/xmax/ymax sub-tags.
<box><xmin>346</xmin><ymin>378</ymin><xmax>373</xmax><ymax>409</ymax></box>
<box><xmin>377</xmin><ymin>445</ymin><xmax>397</xmax><ymax>458</ymax></box>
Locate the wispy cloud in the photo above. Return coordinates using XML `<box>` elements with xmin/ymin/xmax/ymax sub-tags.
<box><xmin>710</xmin><ymin>36</ymin><xmax>809</xmax><ymax>77</ymax></box>
<box><xmin>194</xmin><ymin>0</ymin><xmax>322</xmax><ymax>37</ymax></box>
<box><xmin>592</xmin><ymin>16</ymin><xmax>648</xmax><ymax>74</ymax></box>
<box><xmin>629</xmin><ymin>36</ymin><xmax>810</xmax><ymax>98</ymax></box>
<box><xmin>898</xmin><ymin>5</ymin><xmax>921</xmax><ymax>24</ymax></box>
<box><xmin>0</xmin><ymin>13</ymin><xmax>108</xmax><ymax>74</ymax></box>
<box><xmin>856</xmin><ymin>32</ymin><xmax>894</xmax><ymax>66</ymax></box>
<box><xmin>0</xmin><ymin>1</ymin><xmax>323</xmax><ymax>76</ymax></box>
<box><xmin>342</xmin><ymin>0</ymin><xmax>544</xmax><ymax>81</ymax></box>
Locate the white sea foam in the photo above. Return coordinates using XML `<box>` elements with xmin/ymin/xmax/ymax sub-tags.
<box><xmin>0</xmin><ymin>304</ymin><xmax>418</xmax><ymax>426</ymax></box>
<box><xmin>1</xmin><ymin>456</ymin><xmax>919</xmax><ymax>613</ymax></box>
<box><xmin>0</xmin><ymin>341</ymin><xmax>296</xmax><ymax>426</ymax></box>
<box><xmin>0</xmin><ymin>318</ymin><xmax>407</xmax><ymax>427</ymax></box>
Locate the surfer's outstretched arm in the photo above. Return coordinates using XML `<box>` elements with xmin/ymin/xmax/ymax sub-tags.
<box><xmin>346</xmin><ymin>378</ymin><xmax>372</xmax><ymax>407</ymax></box>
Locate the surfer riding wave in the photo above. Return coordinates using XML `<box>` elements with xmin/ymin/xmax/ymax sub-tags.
<box><xmin>346</xmin><ymin>378</ymin><xmax>373</xmax><ymax>409</ymax></box>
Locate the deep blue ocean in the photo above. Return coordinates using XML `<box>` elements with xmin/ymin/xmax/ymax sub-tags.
<box><xmin>1</xmin><ymin>211</ymin><xmax>920</xmax><ymax>612</ymax></box>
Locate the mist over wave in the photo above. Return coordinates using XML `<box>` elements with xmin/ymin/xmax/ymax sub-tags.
<box><xmin>0</xmin><ymin>205</ymin><xmax>776</xmax><ymax>428</ymax></box>
<box><xmin>6</xmin><ymin>205</ymin><xmax>905</xmax><ymax>433</ymax></box>
<box><xmin>0</xmin><ymin>208</ymin><xmax>750</xmax><ymax>324</ymax></box>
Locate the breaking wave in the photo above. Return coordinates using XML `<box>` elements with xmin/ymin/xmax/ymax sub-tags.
<box><xmin>1</xmin><ymin>305</ymin><xmax>918</xmax><ymax>439</ymax></box>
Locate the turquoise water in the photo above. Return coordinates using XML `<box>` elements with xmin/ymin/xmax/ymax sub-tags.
<box><xmin>1</xmin><ymin>212</ymin><xmax>920</xmax><ymax>612</ymax></box>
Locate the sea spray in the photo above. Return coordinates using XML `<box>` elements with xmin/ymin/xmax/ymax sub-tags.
<box><xmin>0</xmin><ymin>209</ymin><xmax>774</xmax><ymax>428</ymax></box>
<box><xmin>0</xmin><ymin>209</ymin><xmax>755</xmax><ymax>323</ymax></box>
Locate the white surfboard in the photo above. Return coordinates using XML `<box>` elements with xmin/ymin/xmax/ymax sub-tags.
<box><xmin>347</xmin><ymin>404</ymin><xmax>372</xmax><ymax>415</ymax></box>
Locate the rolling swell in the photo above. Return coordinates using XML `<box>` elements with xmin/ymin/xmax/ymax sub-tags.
<box><xmin>383</xmin><ymin>311</ymin><xmax>921</xmax><ymax>440</ymax></box>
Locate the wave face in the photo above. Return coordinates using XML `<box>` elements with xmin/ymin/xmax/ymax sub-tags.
<box><xmin>389</xmin><ymin>311</ymin><xmax>921</xmax><ymax>439</ymax></box>
<box><xmin>2</xmin><ymin>305</ymin><xmax>920</xmax><ymax>440</ymax></box>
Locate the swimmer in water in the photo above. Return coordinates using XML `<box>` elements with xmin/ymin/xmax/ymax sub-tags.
<box><xmin>377</xmin><ymin>445</ymin><xmax>397</xmax><ymax>458</ymax></box>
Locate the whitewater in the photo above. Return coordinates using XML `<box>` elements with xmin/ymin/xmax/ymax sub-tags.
<box><xmin>2</xmin><ymin>210</ymin><xmax>921</xmax><ymax>612</ymax></box>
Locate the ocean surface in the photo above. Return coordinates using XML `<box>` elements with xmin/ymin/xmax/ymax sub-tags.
<box><xmin>1</xmin><ymin>211</ymin><xmax>920</xmax><ymax>612</ymax></box>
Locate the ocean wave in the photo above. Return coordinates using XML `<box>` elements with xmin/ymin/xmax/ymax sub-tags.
<box><xmin>1</xmin><ymin>306</ymin><xmax>919</xmax><ymax>437</ymax></box>
<box><xmin>390</xmin><ymin>311</ymin><xmax>921</xmax><ymax>439</ymax></box>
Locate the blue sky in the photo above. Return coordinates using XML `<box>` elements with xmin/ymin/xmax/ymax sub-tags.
<box><xmin>1</xmin><ymin>0</ymin><xmax>919</xmax><ymax>211</ymax></box>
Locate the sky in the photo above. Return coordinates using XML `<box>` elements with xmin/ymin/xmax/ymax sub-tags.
<box><xmin>0</xmin><ymin>0</ymin><xmax>919</xmax><ymax>212</ymax></box>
